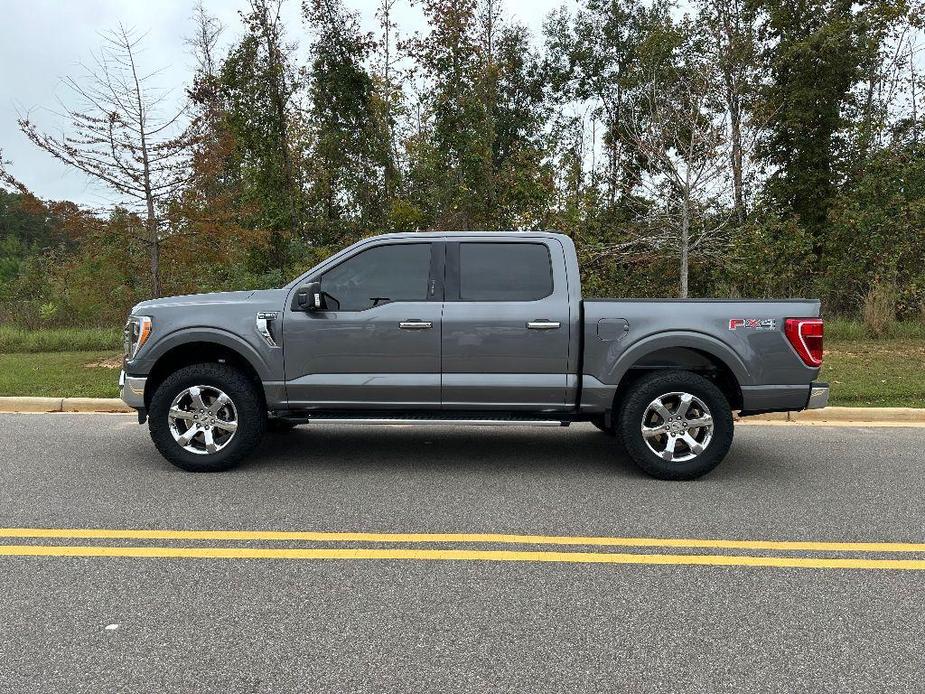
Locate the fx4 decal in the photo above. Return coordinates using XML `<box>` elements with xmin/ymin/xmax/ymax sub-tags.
<box><xmin>728</xmin><ymin>318</ymin><xmax>776</xmax><ymax>331</ymax></box>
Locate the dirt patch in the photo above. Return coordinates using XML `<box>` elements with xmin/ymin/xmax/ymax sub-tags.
<box><xmin>83</xmin><ymin>355</ymin><xmax>123</xmax><ymax>369</ymax></box>
<box><xmin>825</xmin><ymin>342</ymin><xmax>925</xmax><ymax>359</ymax></box>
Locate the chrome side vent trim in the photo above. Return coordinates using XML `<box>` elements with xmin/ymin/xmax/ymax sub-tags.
<box><xmin>256</xmin><ymin>312</ymin><xmax>280</xmax><ymax>348</ymax></box>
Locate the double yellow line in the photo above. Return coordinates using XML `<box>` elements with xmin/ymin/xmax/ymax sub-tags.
<box><xmin>2</xmin><ymin>528</ymin><xmax>924</xmax><ymax>570</ymax></box>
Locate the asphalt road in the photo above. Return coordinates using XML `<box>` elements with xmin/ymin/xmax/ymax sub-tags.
<box><xmin>0</xmin><ymin>414</ymin><xmax>923</xmax><ymax>693</ymax></box>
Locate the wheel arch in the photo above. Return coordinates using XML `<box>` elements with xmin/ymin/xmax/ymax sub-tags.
<box><xmin>608</xmin><ymin>333</ymin><xmax>747</xmax><ymax>415</ymax></box>
<box><xmin>142</xmin><ymin>332</ymin><xmax>267</xmax><ymax>409</ymax></box>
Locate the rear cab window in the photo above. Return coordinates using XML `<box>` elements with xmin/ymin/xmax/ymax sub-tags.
<box><xmin>458</xmin><ymin>242</ymin><xmax>553</xmax><ymax>301</ymax></box>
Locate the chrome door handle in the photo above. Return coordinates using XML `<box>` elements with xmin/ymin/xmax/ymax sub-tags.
<box><xmin>400</xmin><ymin>321</ymin><xmax>433</xmax><ymax>330</ymax></box>
<box><xmin>527</xmin><ymin>320</ymin><xmax>561</xmax><ymax>330</ymax></box>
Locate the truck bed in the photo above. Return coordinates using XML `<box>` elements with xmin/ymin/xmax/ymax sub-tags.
<box><xmin>580</xmin><ymin>298</ymin><xmax>822</xmax><ymax>412</ymax></box>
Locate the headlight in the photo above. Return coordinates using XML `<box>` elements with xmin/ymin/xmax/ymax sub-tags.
<box><xmin>123</xmin><ymin>316</ymin><xmax>153</xmax><ymax>360</ymax></box>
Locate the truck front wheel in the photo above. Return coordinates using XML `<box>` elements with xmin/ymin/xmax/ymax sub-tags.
<box><xmin>618</xmin><ymin>371</ymin><xmax>734</xmax><ymax>480</ymax></box>
<box><xmin>148</xmin><ymin>363</ymin><xmax>267</xmax><ymax>472</ymax></box>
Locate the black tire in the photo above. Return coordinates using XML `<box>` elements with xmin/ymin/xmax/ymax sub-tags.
<box><xmin>618</xmin><ymin>370</ymin><xmax>734</xmax><ymax>480</ymax></box>
<box><xmin>148</xmin><ymin>363</ymin><xmax>266</xmax><ymax>472</ymax></box>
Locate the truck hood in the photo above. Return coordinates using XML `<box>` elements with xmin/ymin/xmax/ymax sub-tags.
<box><xmin>132</xmin><ymin>290</ymin><xmax>259</xmax><ymax>313</ymax></box>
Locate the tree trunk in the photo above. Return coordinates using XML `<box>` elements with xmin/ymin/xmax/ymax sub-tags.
<box><xmin>680</xmin><ymin>194</ymin><xmax>690</xmax><ymax>299</ymax></box>
<box><xmin>254</xmin><ymin>0</ymin><xmax>298</xmax><ymax>274</ymax></box>
<box><xmin>729</xmin><ymin>93</ymin><xmax>745</xmax><ymax>225</ymax></box>
<box><xmin>911</xmin><ymin>48</ymin><xmax>919</xmax><ymax>145</ymax></box>
<box><xmin>381</xmin><ymin>0</ymin><xmax>393</xmax><ymax>206</ymax></box>
<box><xmin>146</xmin><ymin>203</ymin><xmax>161</xmax><ymax>298</ymax></box>
<box><xmin>714</xmin><ymin>1</ymin><xmax>750</xmax><ymax>225</ymax></box>
<box><xmin>126</xmin><ymin>37</ymin><xmax>161</xmax><ymax>298</ymax></box>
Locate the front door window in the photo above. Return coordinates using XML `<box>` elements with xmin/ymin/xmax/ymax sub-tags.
<box><xmin>320</xmin><ymin>243</ymin><xmax>432</xmax><ymax>311</ymax></box>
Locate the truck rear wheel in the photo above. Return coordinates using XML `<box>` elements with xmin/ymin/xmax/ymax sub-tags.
<box><xmin>617</xmin><ymin>370</ymin><xmax>733</xmax><ymax>480</ymax></box>
<box><xmin>148</xmin><ymin>363</ymin><xmax>266</xmax><ymax>472</ymax></box>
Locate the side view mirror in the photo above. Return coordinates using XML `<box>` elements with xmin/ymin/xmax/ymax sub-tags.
<box><xmin>295</xmin><ymin>281</ymin><xmax>323</xmax><ymax>311</ymax></box>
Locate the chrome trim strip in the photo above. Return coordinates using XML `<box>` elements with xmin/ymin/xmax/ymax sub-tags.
<box><xmin>255</xmin><ymin>312</ymin><xmax>280</xmax><ymax>347</ymax></box>
<box><xmin>305</xmin><ymin>418</ymin><xmax>565</xmax><ymax>427</ymax></box>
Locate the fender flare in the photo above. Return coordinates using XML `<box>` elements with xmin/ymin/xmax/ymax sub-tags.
<box><xmin>139</xmin><ymin>327</ymin><xmax>274</xmax><ymax>381</ymax></box>
<box><xmin>603</xmin><ymin>330</ymin><xmax>752</xmax><ymax>387</ymax></box>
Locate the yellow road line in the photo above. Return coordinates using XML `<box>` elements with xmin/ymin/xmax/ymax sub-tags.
<box><xmin>1</xmin><ymin>528</ymin><xmax>924</xmax><ymax>553</ymax></box>
<box><xmin>1</xmin><ymin>544</ymin><xmax>924</xmax><ymax>569</ymax></box>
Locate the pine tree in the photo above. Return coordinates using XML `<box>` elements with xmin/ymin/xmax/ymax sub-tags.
<box><xmin>758</xmin><ymin>0</ymin><xmax>869</xmax><ymax>260</ymax></box>
<box><xmin>303</xmin><ymin>0</ymin><xmax>388</xmax><ymax>244</ymax></box>
<box><xmin>219</xmin><ymin>0</ymin><xmax>302</xmax><ymax>278</ymax></box>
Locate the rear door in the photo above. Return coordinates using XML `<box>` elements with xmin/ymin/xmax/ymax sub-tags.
<box><xmin>441</xmin><ymin>239</ymin><xmax>571</xmax><ymax>411</ymax></box>
<box><xmin>283</xmin><ymin>241</ymin><xmax>444</xmax><ymax>409</ymax></box>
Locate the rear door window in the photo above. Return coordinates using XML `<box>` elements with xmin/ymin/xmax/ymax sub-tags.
<box><xmin>459</xmin><ymin>242</ymin><xmax>553</xmax><ymax>301</ymax></box>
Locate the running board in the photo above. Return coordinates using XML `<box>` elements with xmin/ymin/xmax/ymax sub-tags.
<box><xmin>301</xmin><ymin>418</ymin><xmax>569</xmax><ymax>427</ymax></box>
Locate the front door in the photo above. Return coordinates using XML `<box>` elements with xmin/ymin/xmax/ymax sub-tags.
<box><xmin>283</xmin><ymin>241</ymin><xmax>443</xmax><ymax>409</ymax></box>
<box><xmin>441</xmin><ymin>239</ymin><xmax>572</xmax><ymax>411</ymax></box>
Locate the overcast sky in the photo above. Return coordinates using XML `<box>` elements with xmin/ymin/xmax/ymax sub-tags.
<box><xmin>0</xmin><ymin>0</ymin><xmax>568</xmax><ymax>207</ymax></box>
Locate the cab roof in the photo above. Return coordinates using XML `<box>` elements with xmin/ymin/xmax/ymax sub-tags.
<box><xmin>362</xmin><ymin>230</ymin><xmax>569</xmax><ymax>242</ymax></box>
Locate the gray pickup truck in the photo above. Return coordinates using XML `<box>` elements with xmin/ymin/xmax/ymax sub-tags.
<box><xmin>120</xmin><ymin>231</ymin><xmax>827</xmax><ymax>479</ymax></box>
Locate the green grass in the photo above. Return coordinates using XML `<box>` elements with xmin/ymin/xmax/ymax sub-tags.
<box><xmin>0</xmin><ymin>351</ymin><xmax>121</xmax><ymax>398</ymax></box>
<box><xmin>822</xmin><ymin>339</ymin><xmax>925</xmax><ymax>407</ymax></box>
<box><xmin>0</xmin><ymin>332</ymin><xmax>922</xmax><ymax>407</ymax></box>
<box><xmin>825</xmin><ymin>318</ymin><xmax>925</xmax><ymax>341</ymax></box>
<box><xmin>0</xmin><ymin>326</ymin><xmax>122</xmax><ymax>353</ymax></box>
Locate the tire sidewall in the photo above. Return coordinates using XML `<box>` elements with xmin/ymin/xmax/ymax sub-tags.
<box><xmin>148</xmin><ymin>363</ymin><xmax>265</xmax><ymax>472</ymax></box>
<box><xmin>619</xmin><ymin>371</ymin><xmax>734</xmax><ymax>480</ymax></box>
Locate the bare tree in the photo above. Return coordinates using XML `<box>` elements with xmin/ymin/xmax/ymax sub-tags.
<box><xmin>186</xmin><ymin>1</ymin><xmax>224</xmax><ymax>126</ymax></box>
<box><xmin>376</xmin><ymin>0</ymin><xmax>403</xmax><ymax>204</ymax></box>
<box><xmin>621</xmin><ymin>66</ymin><xmax>742</xmax><ymax>297</ymax></box>
<box><xmin>0</xmin><ymin>148</ymin><xmax>29</xmax><ymax>195</ymax></box>
<box><xmin>701</xmin><ymin>0</ymin><xmax>759</xmax><ymax>225</ymax></box>
<box><xmin>188</xmin><ymin>1</ymin><xmax>223</xmax><ymax>83</ymax></box>
<box><xmin>477</xmin><ymin>0</ymin><xmax>503</xmax><ymax>64</ymax></box>
<box><xmin>18</xmin><ymin>25</ymin><xmax>194</xmax><ymax>297</ymax></box>
<box><xmin>854</xmin><ymin>22</ymin><xmax>925</xmax><ymax>152</ymax></box>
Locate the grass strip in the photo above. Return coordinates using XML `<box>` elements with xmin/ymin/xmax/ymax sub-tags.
<box><xmin>0</xmin><ymin>326</ymin><xmax>122</xmax><ymax>353</ymax></box>
<box><xmin>0</xmin><ymin>351</ymin><xmax>121</xmax><ymax>398</ymax></box>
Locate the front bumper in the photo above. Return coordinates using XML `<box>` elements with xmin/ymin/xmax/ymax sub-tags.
<box><xmin>119</xmin><ymin>370</ymin><xmax>147</xmax><ymax>409</ymax></box>
<box><xmin>806</xmin><ymin>382</ymin><xmax>829</xmax><ymax>409</ymax></box>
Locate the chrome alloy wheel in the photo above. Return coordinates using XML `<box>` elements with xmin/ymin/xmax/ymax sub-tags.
<box><xmin>640</xmin><ymin>391</ymin><xmax>714</xmax><ymax>463</ymax></box>
<box><xmin>168</xmin><ymin>385</ymin><xmax>238</xmax><ymax>455</ymax></box>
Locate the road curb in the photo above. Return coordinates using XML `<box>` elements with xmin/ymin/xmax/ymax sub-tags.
<box><xmin>0</xmin><ymin>396</ymin><xmax>64</xmax><ymax>413</ymax></box>
<box><xmin>0</xmin><ymin>397</ymin><xmax>133</xmax><ymax>413</ymax></box>
<box><xmin>739</xmin><ymin>407</ymin><xmax>925</xmax><ymax>424</ymax></box>
<box><xmin>61</xmin><ymin>397</ymin><xmax>133</xmax><ymax>413</ymax></box>
<box><xmin>0</xmin><ymin>397</ymin><xmax>922</xmax><ymax>424</ymax></box>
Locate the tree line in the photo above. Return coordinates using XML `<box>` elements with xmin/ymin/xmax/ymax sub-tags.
<box><xmin>1</xmin><ymin>0</ymin><xmax>924</xmax><ymax>329</ymax></box>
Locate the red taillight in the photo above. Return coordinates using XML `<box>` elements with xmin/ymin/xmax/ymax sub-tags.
<box><xmin>785</xmin><ymin>318</ymin><xmax>824</xmax><ymax>367</ymax></box>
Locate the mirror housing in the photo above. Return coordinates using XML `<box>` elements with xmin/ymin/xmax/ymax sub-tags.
<box><xmin>295</xmin><ymin>281</ymin><xmax>323</xmax><ymax>311</ymax></box>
